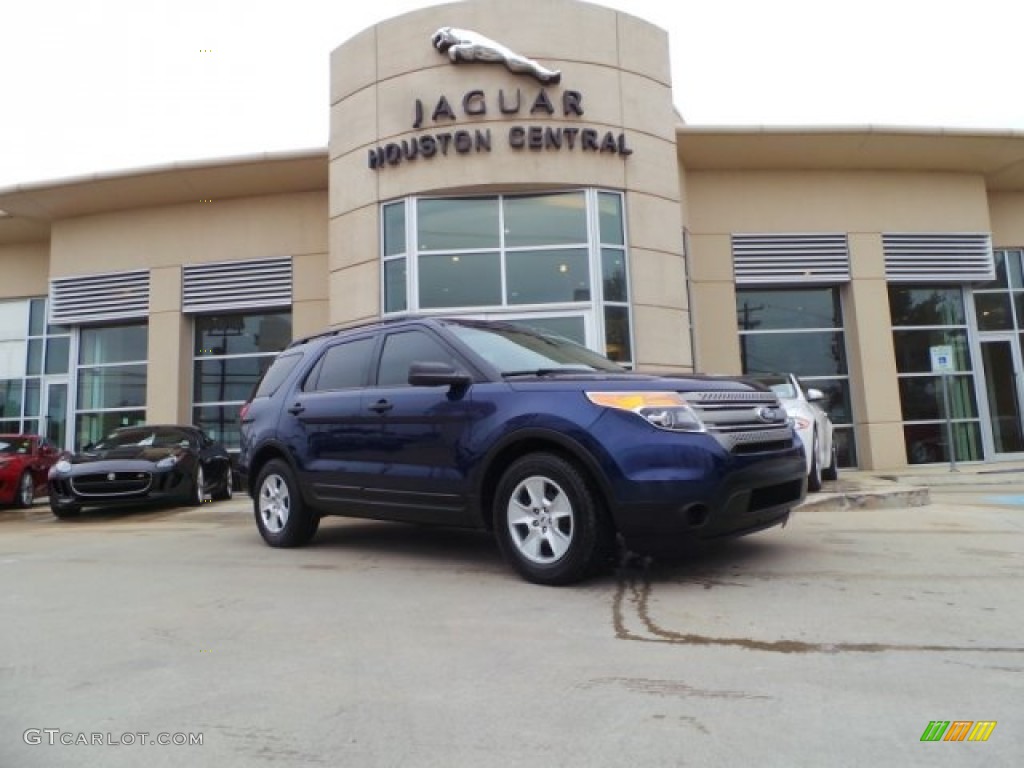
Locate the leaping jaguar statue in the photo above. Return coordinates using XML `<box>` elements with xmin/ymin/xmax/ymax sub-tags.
<box><xmin>431</xmin><ymin>27</ymin><xmax>561</xmax><ymax>85</ymax></box>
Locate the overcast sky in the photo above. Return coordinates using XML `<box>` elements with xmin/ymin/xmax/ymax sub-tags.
<box><xmin>2</xmin><ymin>0</ymin><xmax>1023</xmax><ymax>188</ymax></box>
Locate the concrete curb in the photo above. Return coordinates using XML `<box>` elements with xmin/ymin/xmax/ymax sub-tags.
<box><xmin>797</xmin><ymin>476</ymin><xmax>931</xmax><ymax>512</ymax></box>
<box><xmin>873</xmin><ymin>470</ymin><xmax>1024</xmax><ymax>487</ymax></box>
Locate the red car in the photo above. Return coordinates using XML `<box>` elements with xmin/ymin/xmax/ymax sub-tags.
<box><xmin>0</xmin><ymin>434</ymin><xmax>60</xmax><ymax>508</ymax></box>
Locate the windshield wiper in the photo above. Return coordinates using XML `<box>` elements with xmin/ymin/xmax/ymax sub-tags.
<box><xmin>501</xmin><ymin>367</ymin><xmax>595</xmax><ymax>377</ymax></box>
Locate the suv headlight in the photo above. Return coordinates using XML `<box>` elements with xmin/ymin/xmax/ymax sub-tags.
<box><xmin>586</xmin><ymin>391</ymin><xmax>705</xmax><ymax>432</ymax></box>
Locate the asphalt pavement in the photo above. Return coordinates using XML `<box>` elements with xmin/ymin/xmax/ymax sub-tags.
<box><xmin>1</xmin><ymin>477</ymin><xmax>1021</xmax><ymax>768</ymax></box>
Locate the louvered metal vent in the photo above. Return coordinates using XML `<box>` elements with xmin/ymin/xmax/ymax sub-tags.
<box><xmin>49</xmin><ymin>270</ymin><xmax>150</xmax><ymax>325</ymax></box>
<box><xmin>883</xmin><ymin>233</ymin><xmax>994</xmax><ymax>282</ymax></box>
<box><xmin>182</xmin><ymin>257</ymin><xmax>292</xmax><ymax>313</ymax></box>
<box><xmin>732</xmin><ymin>234</ymin><xmax>850</xmax><ymax>284</ymax></box>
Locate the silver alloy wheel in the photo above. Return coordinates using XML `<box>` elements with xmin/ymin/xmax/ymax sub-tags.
<box><xmin>506</xmin><ymin>474</ymin><xmax>575</xmax><ymax>564</ymax></box>
<box><xmin>259</xmin><ymin>473</ymin><xmax>290</xmax><ymax>534</ymax></box>
<box><xmin>18</xmin><ymin>472</ymin><xmax>33</xmax><ymax>506</ymax></box>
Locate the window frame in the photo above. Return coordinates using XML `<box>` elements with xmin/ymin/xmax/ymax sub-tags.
<box><xmin>381</xmin><ymin>189</ymin><xmax>634</xmax><ymax>366</ymax></box>
<box><xmin>888</xmin><ymin>283</ymin><xmax>983</xmax><ymax>464</ymax></box>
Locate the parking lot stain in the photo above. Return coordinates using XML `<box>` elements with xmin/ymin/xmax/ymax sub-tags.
<box><xmin>612</xmin><ymin>567</ymin><xmax>1024</xmax><ymax>655</ymax></box>
<box><xmin>581</xmin><ymin>676</ymin><xmax>772</xmax><ymax>701</ymax></box>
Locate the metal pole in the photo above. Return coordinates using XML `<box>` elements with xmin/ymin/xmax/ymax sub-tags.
<box><xmin>942</xmin><ymin>372</ymin><xmax>958</xmax><ymax>472</ymax></box>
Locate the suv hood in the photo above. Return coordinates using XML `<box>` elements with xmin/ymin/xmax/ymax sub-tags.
<box><xmin>504</xmin><ymin>371</ymin><xmax>766</xmax><ymax>393</ymax></box>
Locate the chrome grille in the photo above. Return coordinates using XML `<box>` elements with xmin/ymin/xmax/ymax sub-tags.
<box><xmin>687</xmin><ymin>391</ymin><xmax>777</xmax><ymax>404</ymax></box>
<box><xmin>714</xmin><ymin>427</ymin><xmax>794</xmax><ymax>453</ymax></box>
<box><xmin>683</xmin><ymin>390</ymin><xmax>793</xmax><ymax>453</ymax></box>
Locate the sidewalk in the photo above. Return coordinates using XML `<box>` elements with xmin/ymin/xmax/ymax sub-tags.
<box><xmin>798</xmin><ymin>459</ymin><xmax>1024</xmax><ymax>511</ymax></box>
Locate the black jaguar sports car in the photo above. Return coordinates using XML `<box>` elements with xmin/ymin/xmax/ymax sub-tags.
<box><xmin>47</xmin><ymin>425</ymin><xmax>234</xmax><ymax>518</ymax></box>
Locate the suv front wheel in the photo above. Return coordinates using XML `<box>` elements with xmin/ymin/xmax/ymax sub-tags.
<box><xmin>254</xmin><ymin>459</ymin><xmax>319</xmax><ymax>547</ymax></box>
<box><xmin>494</xmin><ymin>453</ymin><xmax>610</xmax><ymax>586</ymax></box>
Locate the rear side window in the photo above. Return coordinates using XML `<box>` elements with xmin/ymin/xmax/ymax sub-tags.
<box><xmin>253</xmin><ymin>353</ymin><xmax>303</xmax><ymax>398</ymax></box>
<box><xmin>304</xmin><ymin>337</ymin><xmax>375</xmax><ymax>392</ymax></box>
<box><xmin>376</xmin><ymin>330</ymin><xmax>461</xmax><ymax>387</ymax></box>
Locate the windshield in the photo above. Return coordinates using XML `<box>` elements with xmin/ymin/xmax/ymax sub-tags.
<box><xmin>0</xmin><ymin>437</ymin><xmax>31</xmax><ymax>455</ymax></box>
<box><xmin>447</xmin><ymin>322</ymin><xmax>624</xmax><ymax>375</ymax></box>
<box><xmin>93</xmin><ymin>427</ymin><xmax>192</xmax><ymax>450</ymax></box>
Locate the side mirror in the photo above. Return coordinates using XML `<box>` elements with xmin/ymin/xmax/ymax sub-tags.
<box><xmin>408</xmin><ymin>361</ymin><xmax>472</xmax><ymax>388</ymax></box>
<box><xmin>806</xmin><ymin>388</ymin><xmax>826</xmax><ymax>403</ymax></box>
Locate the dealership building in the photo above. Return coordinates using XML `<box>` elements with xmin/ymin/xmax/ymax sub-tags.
<box><xmin>2</xmin><ymin>0</ymin><xmax>1024</xmax><ymax>471</ymax></box>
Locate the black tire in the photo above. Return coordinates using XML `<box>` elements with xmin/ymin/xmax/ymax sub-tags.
<box><xmin>189</xmin><ymin>464</ymin><xmax>205</xmax><ymax>507</ymax></box>
<box><xmin>50</xmin><ymin>500</ymin><xmax>81</xmax><ymax>519</ymax></box>
<box><xmin>15</xmin><ymin>471</ymin><xmax>35</xmax><ymax>509</ymax></box>
<box><xmin>493</xmin><ymin>452</ymin><xmax>610</xmax><ymax>586</ymax></box>
<box><xmin>213</xmin><ymin>468</ymin><xmax>234</xmax><ymax>501</ymax></box>
<box><xmin>253</xmin><ymin>459</ymin><xmax>318</xmax><ymax>547</ymax></box>
<box><xmin>821</xmin><ymin>442</ymin><xmax>839</xmax><ymax>482</ymax></box>
<box><xmin>807</xmin><ymin>434</ymin><xmax>823</xmax><ymax>492</ymax></box>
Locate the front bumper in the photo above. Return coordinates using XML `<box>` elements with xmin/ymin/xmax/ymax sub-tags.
<box><xmin>48</xmin><ymin>460</ymin><xmax>192</xmax><ymax>508</ymax></box>
<box><xmin>585</xmin><ymin>413</ymin><xmax>807</xmax><ymax>554</ymax></box>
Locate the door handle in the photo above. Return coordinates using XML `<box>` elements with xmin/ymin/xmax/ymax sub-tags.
<box><xmin>369</xmin><ymin>399</ymin><xmax>393</xmax><ymax>414</ymax></box>
<box><xmin>287</xmin><ymin>403</ymin><xmax>305</xmax><ymax>415</ymax></box>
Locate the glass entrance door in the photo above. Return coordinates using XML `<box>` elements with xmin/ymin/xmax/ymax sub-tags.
<box><xmin>979</xmin><ymin>336</ymin><xmax>1024</xmax><ymax>455</ymax></box>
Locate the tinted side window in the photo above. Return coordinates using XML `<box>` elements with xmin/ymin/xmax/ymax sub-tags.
<box><xmin>308</xmin><ymin>337</ymin><xmax>375</xmax><ymax>391</ymax></box>
<box><xmin>253</xmin><ymin>353</ymin><xmax>303</xmax><ymax>398</ymax></box>
<box><xmin>376</xmin><ymin>330</ymin><xmax>460</xmax><ymax>387</ymax></box>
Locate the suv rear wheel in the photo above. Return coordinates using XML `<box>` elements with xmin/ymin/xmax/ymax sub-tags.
<box><xmin>494</xmin><ymin>453</ymin><xmax>609</xmax><ymax>586</ymax></box>
<box><xmin>254</xmin><ymin>459</ymin><xmax>319</xmax><ymax>547</ymax></box>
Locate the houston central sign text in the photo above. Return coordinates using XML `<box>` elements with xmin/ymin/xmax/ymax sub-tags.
<box><xmin>367</xmin><ymin>87</ymin><xmax>632</xmax><ymax>170</ymax></box>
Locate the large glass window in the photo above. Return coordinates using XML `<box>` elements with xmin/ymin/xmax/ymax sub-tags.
<box><xmin>0</xmin><ymin>379</ymin><xmax>24</xmax><ymax>434</ymax></box>
<box><xmin>0</xmin><ymin>298</ymin><xmax>70</xmax><ymax>436</ymax></box>
<box><xmin>192</xmin><ymin>312</ymin><xmax>292</xmax><ymax>451</ymax></box>
<box><xmin>383</xmin><ymin>190</ymin><xmax>633</xmax><ymax>365</ymax></box>
<box><xmin>737</xmin><ymin>287</ymin><xmax>857</xmax><ymax>467</ymax></box>
<box><xmin>75</xmin><ymin>323</ymin><xmax>148</xmax><ymax>448</ymax></box>
<box><xmin>972</xmin><ymin>250</ymin><xmax>1024</xmax><ymax>334</ymax></box>
<box><xmin>889</xmin><ymin>285</ymin><xmax>982</xmax><ymax>464</ymax></box>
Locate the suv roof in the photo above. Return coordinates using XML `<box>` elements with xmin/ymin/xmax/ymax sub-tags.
<box><xmin>287</xmin><ymin>315</ymin><xmax>566</xmax><ymax>351</ymax></box>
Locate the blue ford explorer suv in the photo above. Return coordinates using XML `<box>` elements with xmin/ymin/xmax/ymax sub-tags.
<box><xmin>238</xmin><ymin>317</ymin><xmax>806</xmax><ymax>585</ymax></box>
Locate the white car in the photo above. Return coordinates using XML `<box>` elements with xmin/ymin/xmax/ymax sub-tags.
<box><xmin>750</xmin><ymin>373</ymin><xmax>838</xmax><ymax>491</ymax></box>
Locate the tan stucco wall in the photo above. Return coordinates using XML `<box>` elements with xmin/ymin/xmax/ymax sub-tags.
<box><xmin>49</xmin><ymin>191</ymin><xmax>328</xmax><ymax>423</ymax></box>
<box><xmin>329</xmin><ymin>0</ymin><xmax>690</xmax><ymax>368</ymax></box>
<box><xmin>685</xmin><ymin>169</ymin><xmax>991</xmax><ymax>469</ymax></box>
<box><xmin>0</xmin><ymin>242</ymin><xmax>50</xmax><ymax>299</ymax></box>
<box><xmin>989</xmin><ymin>192</ymin><xmax>1024</xmax><ymax>247</ymax></box>
<box><xmin>686</xmin><ymin>171</ymin><xmax>991</xmax><ymax>234</ymax></box>
<box><xmin>49</xmin><ymin>191</ymin><xmax>326</xmax><ymax>275</ymax></box>
<box><xmin>146</xmin><ymin>267</ymin><xmax>191</xmax><ymax>423</ymax></box>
